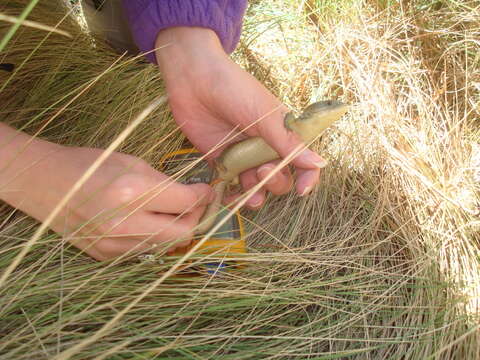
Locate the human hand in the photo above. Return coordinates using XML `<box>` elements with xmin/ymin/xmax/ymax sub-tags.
<box><xmin>155</xmin><ymin>27</ymin><xmax>327</xmax><ymax>209</ymax></box>
<box><xmin>0</xmin><ymin>128</ymin><xmax>214</xmax><ymax>261</ymax></box>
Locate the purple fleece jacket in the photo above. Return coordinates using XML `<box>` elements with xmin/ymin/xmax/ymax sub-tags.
<box><xmin>121</xmin><ymin>1</ymin><xmax>248</xmax><ymax>63</ymax></box>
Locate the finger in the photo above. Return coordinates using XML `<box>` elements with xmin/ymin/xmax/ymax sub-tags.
<box><xmin>70</xmin><ymin>236</ymin><xmax>152</xmax><ymax>261</ymax></box>
<box><xmin>239</xmin><ymin>168</ymin><xmax>266</xmax><ymax>209</ymax></box>
<box><xmin>295</xmin><ymin>168</ymin><xmax>321</xmax><ymax>196</ymax></box>
<box><xmin>107</xmin><ymin>212</ymin><xmax>196</xmax><ymax>249</ymax></box>
<box><xmin>256</xmin><ymin>161</ymin><xmax>293</xmax><ymax>196</ymax></box>
<box><xmin>258</xmin><ymin>109</ymin><xmax>328</xmax><ymax>171</ymax></box>
<box><xmin>144</xmin><ymin>179</ymin><xmax>214</xmax><ymax>214</ymax></box>
<box><xmin>95</xmin><ymin>238</ymin><xmax>154</xmax><ymax>258</ymax></box>
<box><xmin>107</xmin><ymin>173</ymin><xmax>214</xmax><ymax>215</ymax></box>
<box><xmin>179</xmin><ymin>204</ymin><xmax>210</xmax><ymax>238</ymax></box>
<box><xmin>68</xmin><ymin>237</ymin><xmax>108</xmax><ymax>261</ymax></box>
<box><xmin>149</xmin><ymin>205</ymin><xmax>209</xmax><ymax>249</ymax></box>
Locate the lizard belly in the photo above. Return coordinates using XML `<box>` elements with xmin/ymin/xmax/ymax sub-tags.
<box><xmin>217</xmin><ymin>137</ymin><xmax>279</xmax><ymax>181</ymax></box>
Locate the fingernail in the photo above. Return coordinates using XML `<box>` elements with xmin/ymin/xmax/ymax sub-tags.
<box><xmin>300</xmin><ymin>186</ymin><xmax>313</xmax><ymax>196</ymax></box>
<box><xmin>257</xmin><ymin>166</ymin><xmax>277</xmax><ymax>185</ymax></box>
<box><xmin>248</xmin><ymin>192</ymin><xmax>263</xmax><ymax>208</ymax></box>
<box><xmin>297</xmin><ymin>150</ymin><xmax>328</xmax><ymax>168</ymax></box>
<box><xmin>314</xmin><ymin>158</ymin><xmax>328</xmax><ymax>169</ymax></box>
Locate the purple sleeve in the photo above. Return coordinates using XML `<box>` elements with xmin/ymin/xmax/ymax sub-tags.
<box><xmin>121</xmin><ymin>0</ymin><xmax>248</xmax><ymax>63</ymax></box>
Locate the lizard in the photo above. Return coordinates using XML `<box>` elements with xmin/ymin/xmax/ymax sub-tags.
<box><xmin>195</xmin><ymin>100</ymin><xmax>350</xmax><ymax>234</ymax></box>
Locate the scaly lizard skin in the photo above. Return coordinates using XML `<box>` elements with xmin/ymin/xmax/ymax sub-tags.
<box><xmin>195</xmin><ymin>100</ymin><xmax>349</xmax><ymax>234</ymax></box>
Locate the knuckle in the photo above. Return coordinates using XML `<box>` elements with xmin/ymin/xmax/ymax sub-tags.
<box><xmin>171</xmin><ymin>234</ymin><xmax>193</xmax><ymax>249</ymax></box>
<box><xmin>100</xmin><ymin>218</ymin><xmax>130</xmax><ymax>236</ymax></box>
<box><xmin>169</xmin><ymin>223</ymin><xmax>194</xmax><ymax>243</ymax></box>
<box><xmin>94</xmin><ymin>238</ymin><xmax>118</xmax><ymax>255</ymax></box>
<box><xmin>107</xmin><ymin>174</ymin><xmax>151</xmax><ymax>204</ymax></box>
<box><xmin>97</xmin><ymin>220</ymin><xmax>115</xmax><ymax>235</ymax></box>
<box><xmin>170</xmin><ymin>220</ymin><xmax>191</xmax><ymax>235</ymax></box>
<box><xmin>180</xmin><ymin>225</ymin><xmax>195</xmax><ymax>239</ymax></box>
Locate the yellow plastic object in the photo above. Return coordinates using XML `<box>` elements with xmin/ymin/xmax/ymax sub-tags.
<box><xmin>160</xmin><ymin>149</ymin><xmax>246</xmax><ymax>269</ymax></box>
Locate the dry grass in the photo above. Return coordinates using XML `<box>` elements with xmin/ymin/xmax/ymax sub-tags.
<box><xmin>0</xmin><ymin>0</ymin><xmax>479</xmax><ymax>359</ymax></box>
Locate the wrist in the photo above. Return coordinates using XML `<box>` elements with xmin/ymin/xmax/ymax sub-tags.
<box><xmin>0</xmin><ymin>124</ymin><xmax>63</xmax><ymax>205</ymax></box>
<box><xmin>155</xmin><ymin>27</ymin><xmax>229</xmax><ymax>83</ymax></box>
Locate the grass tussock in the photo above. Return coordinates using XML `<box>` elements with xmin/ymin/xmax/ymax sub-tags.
<box><xmin>0</xmin><ymin>0</ymin><xmax>479</xmax><ymax>359</ymax></box>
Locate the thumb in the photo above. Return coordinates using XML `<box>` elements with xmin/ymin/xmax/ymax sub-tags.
<box><xmin>258</xmin><ymin>108</ymin><xmax>328</xmax><ymax>170</ymax></box>
<box><xmin>144</xmin><ymin>178</ymin><xmax>214</xmax><ymax>214</ymax></box>
<box><xmin>187</xmin><ymin>183</ymin><xmax>216</xmax><ymax>207</ymax></box>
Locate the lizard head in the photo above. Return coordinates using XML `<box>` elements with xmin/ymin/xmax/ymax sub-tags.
<box><xmin>287</xmin><ymin>100</ymin><xmax>349</xmax><ymax>142</ymax></box>
<box><xmin>298</xmin><ymin>100</ymin><xmax>349</xmax><ymax>123</ymax></box>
